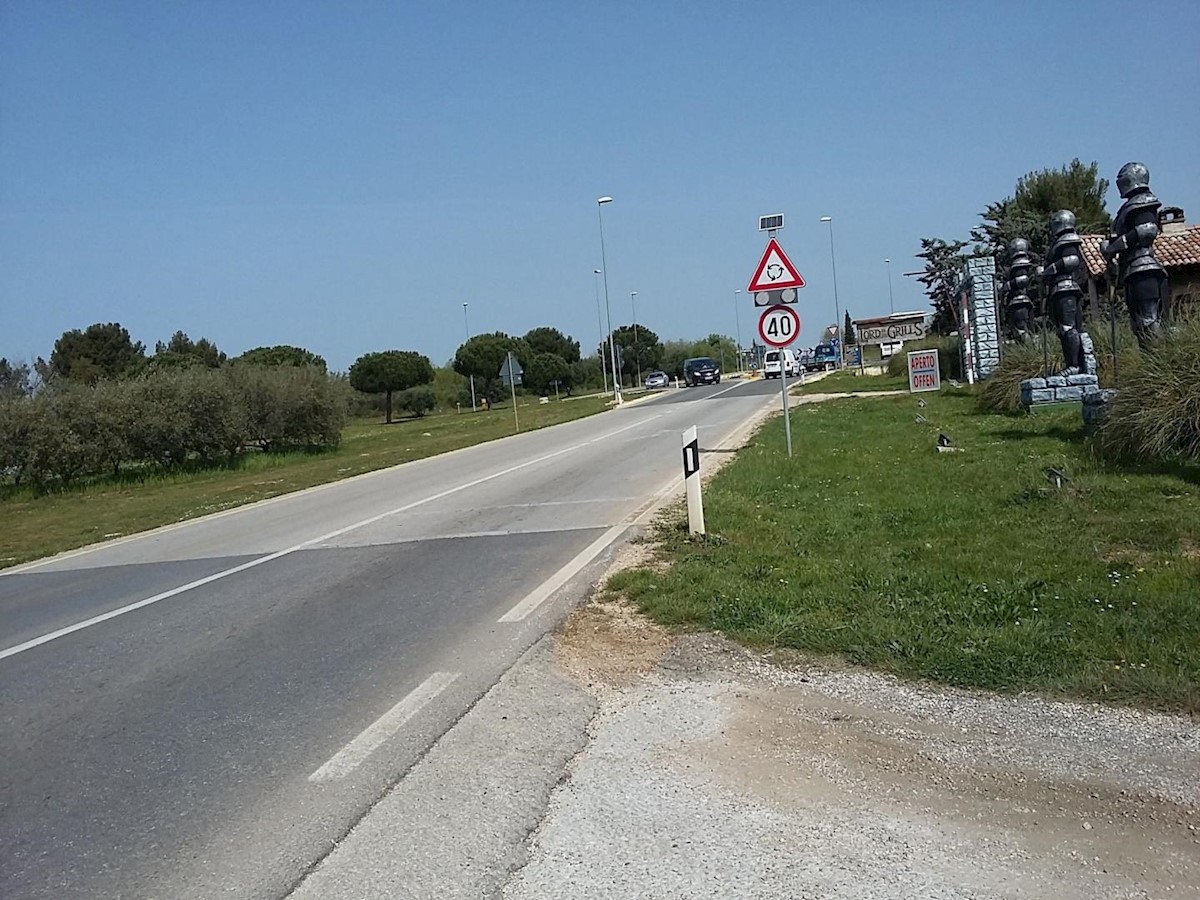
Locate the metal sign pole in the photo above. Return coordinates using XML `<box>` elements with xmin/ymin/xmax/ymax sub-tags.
<box><xmin>780</xmin><ymin>354</ymin><xmax>792</xmax><ymax>458</ymax></box>
<box><xmin>1108</xmin><ymin>284</ymin><xmax>1118</xmax><ymax>387</ymax></box>
<box><xmin>508</xmin><ymin>353</ymin><xmax>519</xmax><ymax>431</ymax></box>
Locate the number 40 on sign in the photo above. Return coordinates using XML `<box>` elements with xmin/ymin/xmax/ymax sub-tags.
<box><xmin>757</xmin><ymin>306</ymin><xmax>801</xmax><ymax>348</ymax></box>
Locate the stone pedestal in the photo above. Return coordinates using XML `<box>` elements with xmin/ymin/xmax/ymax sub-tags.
<box><xmin>1020</xmin><ymin>373</ymin><xmax>1099</xmax><ymax>410</ymax></box>
<box><xmin>1082</xmin><ymin>388</ymin><xmax>1118</xmax><ymax>432</ymax></box>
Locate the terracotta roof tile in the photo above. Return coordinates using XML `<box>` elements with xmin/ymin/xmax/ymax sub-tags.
<box><xmin>1080</xmin><ymin>225</ymin><xmax>1200</xmax><ymax>277</ymax></box>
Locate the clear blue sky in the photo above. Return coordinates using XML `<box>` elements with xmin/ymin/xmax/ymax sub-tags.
<box><xmin>3</xmin><ymin>1</ymin><xmax>1198</xmax><ymax>371</ymax></box>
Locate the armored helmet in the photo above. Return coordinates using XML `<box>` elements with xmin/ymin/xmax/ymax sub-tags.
<box><xmin>1007</xmin><ymin>237</ymin><xmax>1033</xmax><ymax>266</ymax></box>
<box><xmin>1049</xmin><ymin>209</ymin><xmax>1076</xmax><ymax>237</ymax></box>
<box><xmin>1116</xmin><ymin>161</ymin><xmax>1150</xmax><ymax>198</ymax></box>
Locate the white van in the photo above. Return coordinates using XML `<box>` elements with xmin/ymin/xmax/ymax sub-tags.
<box><xmin>762</xmin><ymin>348</ymin><xmax>799</xmax><ymax>379</ymax></box>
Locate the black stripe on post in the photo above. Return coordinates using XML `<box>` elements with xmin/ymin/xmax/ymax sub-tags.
<box><xmin>682</xmin><ymin>438</ymin><xmax>700</xmax><ymax>479</ymax></box>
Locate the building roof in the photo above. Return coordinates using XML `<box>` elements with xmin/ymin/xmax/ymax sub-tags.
<box><xmin>1080</xmin><ymin>224</ymin><xmax>1200</xmax><ymax>277</ymax></box>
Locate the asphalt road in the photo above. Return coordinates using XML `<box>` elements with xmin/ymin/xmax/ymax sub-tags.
<box><xmin>0</xmin><ymin>377</ymin><xmax>779</xmax><ymax>899</ymax></box>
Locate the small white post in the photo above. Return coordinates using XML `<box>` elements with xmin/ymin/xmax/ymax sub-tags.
<box><xmin>682</xmin><ymin>425</ymin><xmax>705</xmax><ymax>535</ymax></box>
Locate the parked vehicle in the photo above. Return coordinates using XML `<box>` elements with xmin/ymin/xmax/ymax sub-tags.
<box><xmin>682</xmin><ymin>357</ymin><xmax>720</xmax><ymax>386</ymax></box>
<box><xmin>802</xmin><ymin>343</ymin><xmax>838</xmax><ymax>372</ymax></box>
<box><xmin>762</xmin><ymin>349</ymin><xmax>798</xmax><ymax>378</ymax></box>
<box><xmin>643</xmin><ymin>370</ymin><xmax>669</xmax><ymax>389</ymax></box>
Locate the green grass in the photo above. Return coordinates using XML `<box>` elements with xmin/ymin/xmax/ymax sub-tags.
<box><xmin>0</xmin><ymin>394</ymin><xmax>612</xmax><ymax>568</ymax></box>
<box><xmin>608</xmin><ymin>391</ymin><xmax>1200</xmax><ymax>712</ymax></box>
<box><xmin>793</xmin><ymin>370</ymin><xmax>911</xmax><ymax>394</ymax></box>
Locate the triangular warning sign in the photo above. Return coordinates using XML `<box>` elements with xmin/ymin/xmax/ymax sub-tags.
<box><xmin>747</xmin><ymin>238</ymin><xmax>806</xmax><ymax>293</ymax></box>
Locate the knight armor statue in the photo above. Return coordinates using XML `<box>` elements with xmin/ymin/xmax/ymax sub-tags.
<box><xmin>1001</xmin><ymin>238</ymin><xmax>1035</xmax><ymax>343</ymax></box>
<box><xmin>1040</xmin><ymin>210</ymin><xmax>1088</xmax><ymax>374</ymax></box>
<box><xmin>1102</xmin><ymin>161</ymin><xmax>1166</xmax><ymax>348</ymax></box>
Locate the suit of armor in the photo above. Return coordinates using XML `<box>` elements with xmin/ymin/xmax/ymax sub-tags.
<box><xmin>1041</xmin><ymin>210</ymin><xmax>1088</xmax><ymax>374</ymax></box>
<box><xmin>1001</xmin><ymin>238</ymin><xmax>1035</xmax><ymax>343</ymax></box>
<box><xmin>1102</xmin><ymin>162</ymin><xmax>1166</xmax><ymax>348</ymax></box>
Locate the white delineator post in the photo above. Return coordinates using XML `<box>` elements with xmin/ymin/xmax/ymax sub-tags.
<box><xmin>682</xmin><ymin>425</ymin><xmax>705</xmax><ymax>535</ymax></box>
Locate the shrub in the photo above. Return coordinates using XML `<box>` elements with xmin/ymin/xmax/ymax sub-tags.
<box><xmin>177</xmin><ymin>369</ymin><xmax>245</xmax><ymax>462</ymax></box>
<box><xmin>225</xmin><ymin>364</ymin><xmax>282</xmax><ymax>452</ymax></box>
<box><xmin>24</xmin><ymin>391</ymin><xmax>92</xmax><ymax>487</ymax></box>
<box><xmin>85</xmin><ymin>379</ymin><xmax>138</xmax><ymax>475</ymax></box>
<box><xmin>269</xmin><ymin>365</ymin><xmax>347</xmax><ymax>450</ymax></box>
<box><xmin>1092</xmin><ymin>318</ymin><xmax>1200</xmax><ymax>463</ymax></box>
<box><xmin>222</xmin><ymin>365</ymin><xmax>344</xmax><ymax>452</ymax></box>
<box><xmin>0</xmin><ymin>396</ymin><xmax>34</xmax><ymax>485</ymax></box>
<box><xmin>127</xmin><ymin>373</ymin><xmax>190</xmax><ymax>467</ymax></box>
<box><xmin>396</xmin><ymin>386</ymin><xmax>436</xmax><ymax>417</ymax></box>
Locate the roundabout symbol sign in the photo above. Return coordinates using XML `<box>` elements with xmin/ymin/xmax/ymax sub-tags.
<box><xmin>757</xmin><ymin>305</ymin><xmax>801</xmax><ymax>348</ymax></box>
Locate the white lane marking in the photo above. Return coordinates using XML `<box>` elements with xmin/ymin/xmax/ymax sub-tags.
<box><xmin>308</xmin><ymin>671</ymin><xmax>460</xmax><ymax>783</ymax></box>
<box><xmin>0</xmin><ymin>415</ymin><xmax>663</xmax><ymax>662</ymax></box>
<box><xmin>497</xmin><ymin>470</ymin><xmax>681</xmax><ymax>623</ymax></box>
<box><xmin>705</xmin><ymin>381</ymin><xmax>750</xmax><ymax>401</ymax></box>
<box><xmin>327</xmin><ymin>524</ymin><xmax>606</xmax><ymax>548</ymax></box>
<box><xmin>482</xmin><ymin>498</ymin><xmax>640</xmax><ymax>509</ymax></box>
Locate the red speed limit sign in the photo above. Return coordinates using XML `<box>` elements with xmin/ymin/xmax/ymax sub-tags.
<box><xmin>757</xmin><ymin>305</ymin><xmax>801</xmax><ymax>348</ymax></box>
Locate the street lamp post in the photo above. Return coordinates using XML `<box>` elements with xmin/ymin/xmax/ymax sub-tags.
<box><xmin>631</xmin><ymin>291</ymin><xmax>640</xmax><ymax>387</ymax></box>
<box><xmin>463</xmin><ymin>302</ymin><xmax>476</xmax><ymax>412</ymax></box>
<box><xmin>733</xmin><ymin>289</ymin><xmax>742</xmax><ymax>372</ymax></box>
<box><xmin>820</xmin><ymin>217</ymin><xmax>842</xmax><ymax>369</ymax></box>
<box><xmin>885</xmin><ymin>258</ymin><xmax>895</xmax><ymax>315</ymax></box>
<box><xmin>597</xmin><ymin>197</ymin><xmax>621</xmax><ymax>403</ymax></box>
<box><xmin>593</xmin><ymin>268</ymin><xmax>608</xmax><ymax>394</ymax></box>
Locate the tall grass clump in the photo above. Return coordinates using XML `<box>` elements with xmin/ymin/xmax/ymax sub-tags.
<box><xmin>976</xmin><ymin>340</ymin><xmax>1059</xmax><ymax>414</ymax></box>
<box><xmin>1092</xmin><ymin>317</ymin><xmax>1200</xmax><ymax>463</ymax></box>
<box><xmin>1087</xmin><ymin>315</ymin><xmax>1143</xmax><ymax>389</ymax></box>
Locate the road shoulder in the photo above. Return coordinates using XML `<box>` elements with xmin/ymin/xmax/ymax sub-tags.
<box><xmin>505</xmin><ymin>600</ymin><xmax>1200</xmax><ymax>899</ymax></box>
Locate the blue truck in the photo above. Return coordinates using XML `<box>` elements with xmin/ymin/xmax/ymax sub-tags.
<box><xmin>804</xmin><ymin>343</ymin><xmax>838</xmax><ymax>372</ymax></box>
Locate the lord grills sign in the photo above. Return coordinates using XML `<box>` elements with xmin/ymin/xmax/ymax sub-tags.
<box><xmin>857</xmin><ymin>319</ymin><xmax>929</xmax><ymax>345</ymax></box>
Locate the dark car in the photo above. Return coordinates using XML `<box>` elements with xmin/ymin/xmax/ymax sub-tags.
<box><xmin>643</xmin><ymin>370</ymin><xmax>670</xmax><ymax>389</ymax></box>
<box><xmin>682</xmin><ymin>356</ymin><xmax>720</xmax><ymax>387</ymax></box>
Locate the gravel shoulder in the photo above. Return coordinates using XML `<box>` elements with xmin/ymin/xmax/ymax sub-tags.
<box><xmin>508</xmin><ymin>596</ymin><xmax>1200</xmax><ymax>899</ymax></box>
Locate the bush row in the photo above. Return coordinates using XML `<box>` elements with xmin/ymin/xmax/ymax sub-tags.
<box><xmin>0</xmin><ymin>366</ymin><xmax>346</xmax><ymax>489</ymax></box>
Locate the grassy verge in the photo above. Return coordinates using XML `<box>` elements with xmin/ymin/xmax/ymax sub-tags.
<box><xmin>608</xmin><ymin>390</ymin><xmax>1200</xmax><ymax>712</ymax></box>
<box><xmin>1</xmin><ymin>395</ymin><xmax>611</xmax><ymax>568</ymax></box>
<box><xmin>793</xmin><ymin>370</ymin><xmax>911</xmax><ymax>394</ymax></box>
